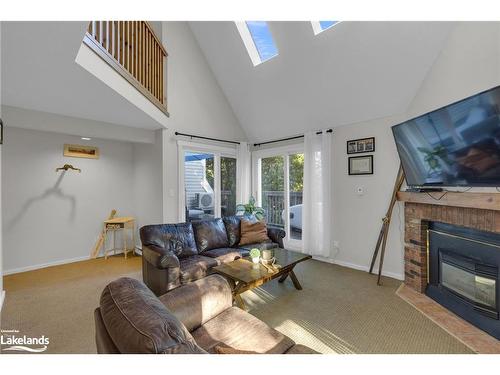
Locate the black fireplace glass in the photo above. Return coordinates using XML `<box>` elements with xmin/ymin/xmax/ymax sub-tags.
<box><xmin>440</xmin><ymin>258</ymin><xmax>496</xmax><ymax>310</ymax></box>
<box><xmin>426</xmin><ymin>221</ymin><xmax>500</xmax><ymax>339</ymax></box>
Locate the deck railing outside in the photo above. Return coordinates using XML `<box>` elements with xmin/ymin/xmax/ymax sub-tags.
<box><xmin>84</xmin><ymin>21</ymin><xmax>168</xmax><ymax>114</ymax></box>
<box><xmin>262</xmin><ymin>191</ymin><xmax>303</xmax><ymax>228</ymax></box>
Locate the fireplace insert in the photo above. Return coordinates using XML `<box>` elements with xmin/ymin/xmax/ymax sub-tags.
<box><xmin>426</xmin><ymin>222</ymin><xmax>500</xmax><ymax>339</ymax></box>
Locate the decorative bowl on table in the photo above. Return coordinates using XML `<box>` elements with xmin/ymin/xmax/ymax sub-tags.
<box><xmin>249</xmin><ymin>248</ymin><xmax>261</xmax><ymax>264</ymax></box>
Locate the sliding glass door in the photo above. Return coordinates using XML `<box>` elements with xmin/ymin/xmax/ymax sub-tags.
<box><xmin>179</xmin><ymin>142</ymin><xmax>238</xmax><ymax>222</ymax></box>
<box><xmin>253</xmin><ymin>145</ymin><xmax>304</xmax><ymax>249</ymax></box>
<box><xmin>221</xmin><ymin>156</ymin><xmax>237</xmax><ymax>217</ymax></box>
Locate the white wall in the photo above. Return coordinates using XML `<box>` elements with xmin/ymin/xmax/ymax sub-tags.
<box><xmin>2</xmin><ymin>127</ymin><xmax>137</xmax><ymax>273</ymax></box>
<box><xmin>161</xmin><ymin>22</ymin><xmax>248</xmax><ymax>223</ymax></box>
<box><xmin>132</xmin><ymin>129</ymin><xmax>164</xmax><ymax>237</ymax></box>
<box><xmin>328</xmin><ymin>22</ymin><xmax>500</xmax><ymax>280</ymax></box>
<box><xmin>0</xmin><ymin>20</ymin><xmax>4</xmax><ymax>308</ymax></box>
<box><xmin>331</xmin><ymin>115</ymin><xmax>406</xmax><ymax>279</ymax></box>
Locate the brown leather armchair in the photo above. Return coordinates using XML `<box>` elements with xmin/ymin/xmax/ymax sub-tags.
<box><xmin>140</xmin><ymin>216</ymin><xmax>286</xmax><ymax>296</ymax></box>
<box><xmin>94</xmin><ymin>275</ymin><xmax>317</xmax><ymax>354</ymax></box>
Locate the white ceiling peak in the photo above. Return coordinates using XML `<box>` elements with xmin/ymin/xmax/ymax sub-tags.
<box><xmin>189</xmin><ymin>21</ymin><xmax>455</xmax><ymax>143</ymax></box>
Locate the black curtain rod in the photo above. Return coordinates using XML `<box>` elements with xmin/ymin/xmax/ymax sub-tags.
<box><xmin>175</xmin><ymin>132</ymin><xmax>241</xmax><ymax>145</ymax></box>
<box><xmin>253</xmin><ymin>129</ymin><xmax>333</xmax><ymax>147</ymax></box>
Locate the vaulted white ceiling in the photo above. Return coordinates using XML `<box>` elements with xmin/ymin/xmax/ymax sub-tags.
<box><xmin>1</xmin><ymin>21</ymin><xmax>163</xmax><ymax>130</ymax></box>
<box><xmin>189</xmin><ymin>21</ymin><xmax>456</xmax><ymax>142</ymax></box>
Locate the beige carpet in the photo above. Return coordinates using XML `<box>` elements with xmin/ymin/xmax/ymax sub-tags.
<box><xmin>1</xmin><ymin>255</ymin><xmax>473</xmax><ymax>354</ymax></box>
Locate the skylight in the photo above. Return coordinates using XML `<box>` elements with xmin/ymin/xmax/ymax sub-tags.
<box><xmin>235</xmin><ymin>21</ymin><xmax>278</xmax><ymax>66</ymax></box>
<box><xmin>311</xmin><ymin>21</ymin><xmax>339</xmax><ymax>35</ymax></box>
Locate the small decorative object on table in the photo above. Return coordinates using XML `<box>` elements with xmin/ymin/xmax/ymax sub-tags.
<box><xmin>249</xmin><ymin>248</ymin><xmax>261</xmax><ymax>264</ymax></box>
<box><xmin>261</xmin><ymin>249</ymin><xmax>275</xmax><ymax>265</ymax></box>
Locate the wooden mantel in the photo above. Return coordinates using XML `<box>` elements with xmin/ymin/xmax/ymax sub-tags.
<box><xmin>397</xmin><ymin>191</ymin><xmax>500</xmax><ymax>211</ymax></box>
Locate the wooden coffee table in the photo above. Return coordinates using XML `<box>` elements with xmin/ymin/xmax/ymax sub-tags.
<box><xmin>213</xmin><ymin>248</ymin><xmax>312</xmax><ymax>310</ymax></box>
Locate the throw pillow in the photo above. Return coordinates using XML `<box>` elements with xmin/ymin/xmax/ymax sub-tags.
<box><xmin>238</xmin><ymin>219</ymin><xmax>270</xmax><ymax>246</ymax></box>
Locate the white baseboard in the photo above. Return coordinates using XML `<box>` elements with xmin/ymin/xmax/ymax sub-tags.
<box><xmin>0</xmin><ymin>290</ymin><xmax>5</xmax><ymax>312</ymax></box>
<box><xmin>3</xmin><ymin>247</ymin><xmax>141</xmax><ymax>276</ymax></box>
<box><xmin>314</xmin><ymin>256</ymin><xmax>404</xmax><ymax>281</ymax></box>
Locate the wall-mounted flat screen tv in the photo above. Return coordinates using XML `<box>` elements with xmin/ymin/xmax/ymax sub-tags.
<box><xmin>392</xmin><ymin>85</ymin><xmax>500</xmax><ymax>187</ymax></box>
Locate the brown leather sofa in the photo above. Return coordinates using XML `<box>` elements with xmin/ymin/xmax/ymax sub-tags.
<box><xmin>94</xmin><ymin>275</ymin><xmax>317</xmax><ymax>354</ymax></box>
<box><xmin>140</xmin><ymin>215</ymin><xmax>285</xmax><ymax>295</ymax></box>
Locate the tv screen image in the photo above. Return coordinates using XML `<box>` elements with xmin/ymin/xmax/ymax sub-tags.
<box><xmin>392</xmin><ymin>85</ymin><xmax>500</xmax><ymax>187</ymax></box>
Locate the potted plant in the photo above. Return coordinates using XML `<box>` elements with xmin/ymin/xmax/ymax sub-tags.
<box><xmin>236</xmin><ymin>196</ymin><xmax>265</xmax><ymax>221</ymax></box>
<box><xmin>249</xmin><ymin>248</ymin><xmax>261</xmax><ymax>264</ymax></box>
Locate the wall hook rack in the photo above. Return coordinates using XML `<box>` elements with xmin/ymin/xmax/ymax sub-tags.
<box><xmin>56</xmin><ymin>164</ymin><xmax>81</xmax><ymax>173</ymax></box>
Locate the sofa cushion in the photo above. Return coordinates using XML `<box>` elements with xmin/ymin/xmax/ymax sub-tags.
<box><xmin>159</xmin><ymin>275</ymin><xmax>233</xmax><ymax>332</ymax></box>
<box><xmin>285</xmin><ymin>344</ymin><xmax>319</xmax><ymax>354</ymax></box>
<box><xmin>179</xmin><ymin>255</ymin><xmax>218</xmax><ymax>284</ymax></box>
<box><xmin>239</xmin><ymin>219</ymin><xmax>271</xmax><ymax>246</ymax></box>
<box><xmin>237</xmin><ymin>241</ymin><xmax>278</xmax><ymax>251</ymax></box>
<box><xmin>192</xmin><ymin>218</ymin><xmax>230</xmax><ymax>252</ymax></box>
<box><xmin>99</xmin><ymin>277</ymin><xmax>205</xmax><ymax>354</ymax></box>
<box><xmin>140</xmin><ymin>223</ymin><xmax>198</xmax><ymax>259</ymax></box>
<box><xmin>222</xmin><ymin>215</ymin><xmax>257</xmax><ymax>247</ymax></box>
<box><xmin>203</xmin><ymin>247</ymin><xmax>249</xmax><ymax>264</ymax></box>
<box><xmin>191</xmin><ymin>306</ymin><xmax>295</xmax><ymax>354</ymax></box>
<box><xmin>214</xmin><ymin>343</ymin><xmax>258</xmax><ymax>354</ymax></box>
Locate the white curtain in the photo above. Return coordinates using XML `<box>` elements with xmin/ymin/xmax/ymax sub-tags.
<box><xmin>302</xmin><ymin>131</ymin><xmax>333</xmax><ymax>257</ymax></box>
<box><xmin>236</xmin><ymin>141</ymin><xmax>252</xmax><ymax>204</ymax></box>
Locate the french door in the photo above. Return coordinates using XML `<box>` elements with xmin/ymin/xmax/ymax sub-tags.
<box><xmin>252</xmin><ymin>145</ymin><xmax>304</xmax><ymax>249</ymax></box>
<box><xmin>178</xmin><ymin>141</ymin><xmax>237</xmax><ymax>222</ymax></box>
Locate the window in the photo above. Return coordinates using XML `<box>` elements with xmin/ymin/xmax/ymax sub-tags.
<box><xmin>253</xmin><ymin>145</ymin><xmax>305</xmax><ymax>249</ymax></box>
<box><xmin>235</xmin><ymin>21</ymin><xmax>278</xmax><ymax>66</ymax></box>
<box><xmin>220</xmin><ymin>156</ymin><xmax>237</xmax><ymax>217</ymax></box>
<box><xmin>311</xmin><ymin>21</ymin><xmax>339</xmax><ymax>35</ymax></box>
<box><xmin>178</xmin><ymin>142</ymin><xmax>238</xmax><ymax>222</ymax></box>
<box><xmin>288</xmin><ymin>153</ymin><xmax>304</xmax><ymax>241</ymax></box>
<box><xmin>183</xmin><ymin>152</ymin><xmax>215</xmax><ymax>221</ymax></box>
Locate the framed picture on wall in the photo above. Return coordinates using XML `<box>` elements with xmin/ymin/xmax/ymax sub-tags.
<box><xmin>349</xmin><ymin>155</ymin><xmax>373</xmax><ymax>175</ymax></box>
<box><xmin>64</xmin><ymin>144</ymin><xmax>100</xmax><ymax>159</ymax></box>
<box><xmin>347</xmin><ymin>137</ymin><xmax>375</xmax><ymax>154</ymax></box>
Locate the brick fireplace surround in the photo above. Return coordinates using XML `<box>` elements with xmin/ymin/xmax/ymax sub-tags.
<box><xmin>396</xmin><ymin>191</ymin><xmax>500</xmax><ymax>353</ymax></box>
<box><xmin>403</xmin><ymin>200</ymin><xmax>500</xmax><ymax>293</ymax></box>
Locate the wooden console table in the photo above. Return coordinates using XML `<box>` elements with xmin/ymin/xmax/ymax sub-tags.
<box><xmin>103</xmin><ymin>217</ymin><xmax>136</xmax><ymax>259</ymax></box>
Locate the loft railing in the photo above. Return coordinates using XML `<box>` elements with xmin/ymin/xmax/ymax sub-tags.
<box><xmin>83</xmin><ymin>21</ymin><xmax>168</xmax><ymax>115</ymax></box>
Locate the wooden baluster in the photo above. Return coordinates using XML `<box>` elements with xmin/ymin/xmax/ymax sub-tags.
<box><xmin>142</xmin><ymin>22</ymin><xmax>146</xmax><ymax>87</ymax></box>
<box><xmin>125</xmin><ymin>21</ymin><xmax>129</xmax><ymax>73</ymax></box>
<box><xmin>122</xmin><ymin>21</ymin><xmax>125</xmax><ymax>67</ymax></box>
<box><xmin>117</xmin><ymin>22</ymin><xmax>121</xmax><ymax>64</ymax></box>
<box><xmin>138</xmin><ymin>22</ymin><xmax>142</xmax><ymax>85</ymax></box>
<box><xmin>133</xmin><ymin>21</ymin><xmax>137</xmax><ymax>79</ymax></box>
<box><xmin>153</xmin><ymin>40</ymin><xmax>156</xmax><ymax>100</ymax></box>
<box><xmin>155</xmin><ymin>45</ymin><xmax>158</xmax><ymax>101</ymax></box>
<box><xmin>152</xmin><ymin>33</ymin><xmax>155</xmax><ymax>96</ymax></box>
<box><xmin>143</xmin><ymin>23</ymin><xmax>146</xmax><ymax>89</ymax></box>
<box><xmin>99</xmin><ymin>21</ymin><xmax>103</xmax><ymax>45</ymax></box>
<box><xmin>127</xmin><ymin>21</ymin><xmax>131</xmax><ymax>73</ymax></box>
<box><xmin>160</xmin><ymin>52</ymin><xmax>163</xmax><ymax>104</ymax></box>
<box><xmin>147</xmin><ymin>29</ymin><xmax>150</xmax><ymax>92</ymax></box>
<box><xmin>111</xmin><ymin>21</ymin><xmax>115</xmax><ymax>59</ymax></box>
